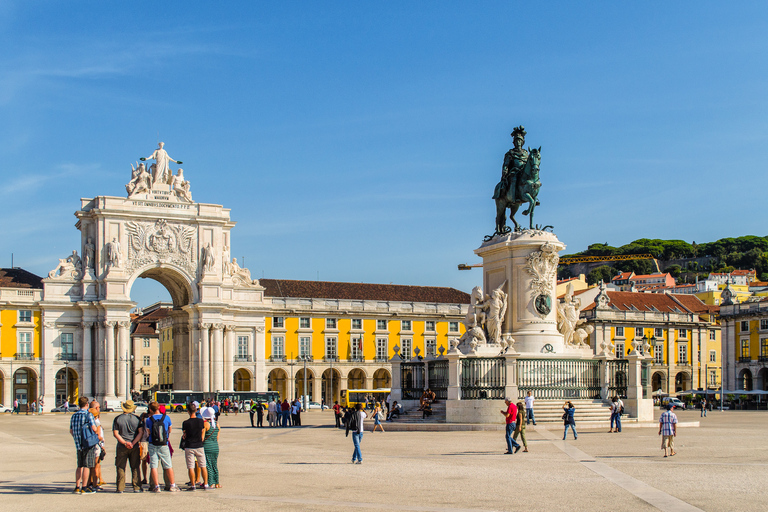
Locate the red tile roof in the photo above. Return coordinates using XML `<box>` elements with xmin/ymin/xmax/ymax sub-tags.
<box><xmin>582</xmin><ymin>291</ymin><xmax>691</xmax><ymax>313</ymax></box>
<box><xmin>260</xmin><ymin>279</ymin><xmax>470</xmax><ymax>304</ymax></box>
<box><xmin>0</xmin><ymin>268</ymin><xmax>43</xmax><ymax>289</ymax></box>
<box><xmin>612</xmin><ymin>272</ymin><xmax>634</xmax><ymax>281</ymax></box>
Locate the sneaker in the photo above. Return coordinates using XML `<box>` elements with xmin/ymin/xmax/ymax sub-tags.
<box><xmin>186</xmin><ymin>486</ymin><xmax>196</xmax><ymax>492</ymax></box>
<box><xmin>73</xmin><ymin>487</ymin><xmax>82</xmax><ymax>494</ymax></box>
<box><xmin>116</xmin><ymin>490</ymin><xmax>123</xmax><ymax>494</ymax></box>
<box><xmin>201</xmin><ymin>484</ymin><xmax>210</xmax><ymax>491</ymax></box>
<box><xmin>168</xmin><ymin>485</ymin><xmax>181</xmax><ymax>492</ymax></box>
<box><xmin>141</xmin><ymin>479</ymin><xmax>147</xmax><ymax>485</ymax></box>
<box><xmin>514</xmin><ymin>445</ymin><xmax>521</xmax><ymax>454</ymax></box>
<box><xmin>355</xmin><ymin>460</ymin><xmax>362</xmax><ymax>464</ymax></box>
<box><xmin>151</xmin><ymin>486</ymin><xmax>161</xmax><ymax>493</ymax></box>
<box><xmin>82</xmin><ymin>487</ymin><xmax>95</xmax><ymax>494</ymax></box>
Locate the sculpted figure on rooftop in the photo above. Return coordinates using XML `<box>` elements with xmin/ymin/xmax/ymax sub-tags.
<box><xmin>126</xmin><ymin>162</ymin><xmax>151</xmax><ymax>196</ymax></box>
<box><xmin>141</xmin><ymin>142</ymin><xmax>182</xmax><ymax>186</ymax></box>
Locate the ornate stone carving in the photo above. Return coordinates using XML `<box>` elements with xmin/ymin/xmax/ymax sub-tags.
<box><xmin>594</xmin><ymin>281</ymin><xmax>611</xmax><ymax>309</ymax></box>
<box><xmin>229</xmin><ymin>257</ymin><xmax>260</xmax><ymax>287</ymax></box>
<box><xmin>485</xmin><ymin>281</ymin><xmax>508</xmax><ymax>344</ymax></box>
<box><xmin>43</xmin><ymin>321</ymin><xmax>56</xmax><ymax>329</ymax></box>
<box><xmin>456</xmin><ymin>286</ymin><xmax>488</xmax><ymax>349</ymax></box>
<box><xmin>255</xmin><ymin>325</ymin><xmax>265</xmax><ymax>334</ymax></box>
<box><xmin>457</xmin><ymin>282</ymin><xmax>507</xmax><ymax>350</ymax></box>
<box><xmin>81</xmin><ymin>321</ymin><xmax>94</xmax><ymax>329</ymax></box>
<box><xmin>83</xmin><ymin>237</ymin><xmax>95</xmax><ymax>269</ymax></box>
<box><xmin>48</xmin><ymin>250</ymin><xmax>83</xmax><ymax>280</ymax></box>
<box><xmin>126</xmin><ymin>162</ymin><xmax>151</xmax><ymax>196</ymax></box>
<box><xmin>124</xmin><ymin>219</ymin><xmax>197</xmax><ymax>273</ymax></box>
<box><xmin>141</xmin><ymin>142</ymin><xmax>181</xmax><ymax>187</ymax></box>
<box><xmin>170</xmin><ymin>169</ymin><xmax>193</xmax><ymax>202</ymax></box>
<box><xmin>224</xmin><ymin>324</ymin><xmax>237</xmax><ymax>332</ymax></box>
<box><xmin>212</xmin><ymin>323</ymin><xmax>224</xmax><ymax>330</ymax></box>
<box><xmin>557</xmin><ymin>282</ymin><xmax>586</xmax><ymax>346</ymax></box>
<box><xmin>524</xmin><ymin>242</ymin><xmax>559</xmax><ymax>317</ymax></box>
<box><xmin>106</xmin><ymin>238</ymin><xmax>121</xmax><ymax>269</ymax></box>
<box><xmin>572</xmin><ymin>324</ymin><xmax>594</xmax><ymax>348</ymax></box>
<box><xmin>104</xmin><ymin>320</ymin><xmax>116</xmax><ymax>328</ymax></box>
<box><xmin>201</xmin><ymin>242</ymin><xmax>215</xmax><ymax>274</ymax></box>
<box><xmin>118</xmin><ymin>321</ymin><xmax>131</xmax><ymax>329</ymax></box>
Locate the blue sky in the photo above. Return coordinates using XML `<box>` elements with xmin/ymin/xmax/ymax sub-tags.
<box><xmin>2</xmin><ymin>2</ymin><xmax>768</xmax><ymax>306</ymax></box>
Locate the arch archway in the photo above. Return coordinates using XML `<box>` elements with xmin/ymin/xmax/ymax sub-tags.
<box><xmin>674</xmin><ymin>371</ymin><xmax>691</xmax><ymax>392</ymax></box>
<box><xmin>55</xmin><ymin>367</ymin><xmax>79</xmax><ymax>407</ymax></box>
<box><xmin>651</xmin><ymin>372</ymin><xmax>665</xmax><ymax>392</ymax></box>
<box><xmin>268</xmin><ymin>368</ymin><xmax>288</xmax><ymax>400</ymax></box>
<box><xmin>127</xmin><ymin>263</ymin><xmax>196</xmax><ymax>309</ymax></box>
<box><xmin>738</xmin><ymin>368</ymin><xmax>753</xmax><ymax>391</ymax></box>
<box><xmin>347</xmin><ymin>368</ymin><xmax>367</xmax><ymax>390</ymax></box>
<box><xmin>757</xmin><ymin>368</ymin><xmax>768</xmax><ymax>391</ymax></box>
<box><xmin>234</xmin><ymin>368</ymin><xmax>252</xmax><ymax>392</ymax></box>
<box><xmin>322</xmin><ymin>368</ymin><xmax>341</xmax><ymax>404</ymax></box>
<box><xmin>373</xmin><ymin>368</ymin><xmax>391</xmax><ymax>389</ymax></box>
<box><xmin>295</xmin><ymin>369</ymin><xmax>315</xmax><ymax>401</ymax></box>
<box><xmin>13</xmin><ymin>367</ymin><xmax>38</xmax><ymax>411</ymax></box>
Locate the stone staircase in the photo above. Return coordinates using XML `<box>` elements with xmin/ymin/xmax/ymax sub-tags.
<box><xmin>530</xmin><ymin>399</ymin><xmax>621</xmax><ymax>423</ymax></box>
<box><xmin>381</xmin><ymin>401</ymin><xmax>447</xmax><ymax>424</ymax></box>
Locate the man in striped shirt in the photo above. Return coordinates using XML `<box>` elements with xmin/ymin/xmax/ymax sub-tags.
<box><xmin>658</xmin><ymin>405</ymin><xmax>678</xmax><ymax>457</ymax></box>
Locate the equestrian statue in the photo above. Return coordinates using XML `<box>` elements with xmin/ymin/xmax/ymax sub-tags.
<box><xmin>487</xmin><ymin>126</ymin><xmax>546</xmax><ymax>239</ymax></box>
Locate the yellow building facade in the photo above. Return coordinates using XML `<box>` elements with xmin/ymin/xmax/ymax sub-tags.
<box><xmin>720</xmin><ymin>299</ymin><xmax>768</xmax><ymax>392</ymax></box>
<box><xmin>260</xmin><ymin>279</ymin><xmax>469</xmax><ymax>403</ymax></box>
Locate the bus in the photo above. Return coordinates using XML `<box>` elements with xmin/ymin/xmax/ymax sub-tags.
<box><xmin>341</xmin><ymin>389</ymin><xmax>391</xmax><ymax>409</ymax></box>
<box><xmin>153</xmin><ymin>391</ymin><xmax>280</xmax><ymax>412</ymax></box>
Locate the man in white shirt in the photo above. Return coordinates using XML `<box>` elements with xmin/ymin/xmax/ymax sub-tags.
<box><xmin>267</xmin><ymin>400</ymin><xmax>277</xmax><ymax>427</ymax></box>
<box><xmin>346</xmin><ymin>403</ymin><xmax>367</xmax><ymax>464</ymax></box>
<box><xmin>524</xmin><ymin>391</ymin><xmax>536</xmax><ymax>425</ymax></box>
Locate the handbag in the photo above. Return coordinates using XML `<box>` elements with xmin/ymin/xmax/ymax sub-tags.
<box><xmin>179</xmin><ymin>435</ymin><xmax>187</xmax><ymax>450</ymax></box>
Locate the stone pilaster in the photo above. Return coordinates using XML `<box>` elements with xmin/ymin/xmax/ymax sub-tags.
<box><xmin>117</xmin><ymin>321</ymin><xmax>130</xmax><ymax>400</ymax></box>
<box><xmin>200</xmin><ymin>323</ymin><xmax>211</xmax><ymax>392</ymax></box>
<box><xmin>82</xmin><ymin>322</ymin><xmax>93</xmax><ymax>397</ymax></box>
<box><xmin>212</xmin><ymin>324</ymin><xmax>224</xmax><ymax>392</ymax></box>
<box><xmin>104</xmin><ymin>321</ymin><xmax>116</xmax><ymax>400</ymax></box>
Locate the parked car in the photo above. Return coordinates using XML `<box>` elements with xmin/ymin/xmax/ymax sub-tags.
<box><xmin>662</xmin><ymin>397</ymin><xmax>686</xmax><ymax>410</ymax></box>
<box><xmin>0</xmin><ymin>404</ymin><xmax>12</xmax><ymax>413</ymax></box>
<box><xmin>133</xmin><ymin>401</ymin><xmax>149</xmax><ymax>415</ymax></box>
<box><xmin>306</xmin><ymin>401</ymin><xmax>322</xmax><ymax>410</ymax></box>
<box><xmin>103</xmin><ymin>399</ymin><xmax>122</xmax><ymax>412</ymax></box>
<box><xmin>50</xmin><ymin>404</ymin><xmax>72</xmax><ymax>413</ymax></box>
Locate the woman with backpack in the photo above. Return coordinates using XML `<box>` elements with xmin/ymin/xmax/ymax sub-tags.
<box><xmin>562</xmin><ymin>401</ymin><xmax>577</xmax><ymax>440</ymax></box>
<box><xmin>372</xmin><ymin>402</ymin><xmax>385</xmax><ymax>433</ymax></box>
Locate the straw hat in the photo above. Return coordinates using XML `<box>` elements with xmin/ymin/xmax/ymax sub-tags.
<box><xmin>121</xmin><ymin>400</ymin><xmax>137</xmax><ymax>413</ymax></box>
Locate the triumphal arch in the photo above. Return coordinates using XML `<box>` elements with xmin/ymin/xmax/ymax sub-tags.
<box><xmin>40</xmin><ymin>144</ymin><xmax>268</xmax><ymax>404</ymax></box>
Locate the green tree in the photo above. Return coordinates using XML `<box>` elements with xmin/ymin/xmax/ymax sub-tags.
<box><xmin>666</xmin><ymin>264</ymin><xmax>682</xmax><ymax>278</ymax></box>
<box><xmin>586</xmin><ymin>265</ymin><xmax>618</xmax><ymax>285</ymax></box>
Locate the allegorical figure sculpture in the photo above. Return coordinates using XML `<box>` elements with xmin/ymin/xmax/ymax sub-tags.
<box><xmin>222</xmin><ymin>244</ymin><xmax>231</xmax><ymax>274</ymax></box>
<box><xmin>126</xmin><ymin>162</ymin><xmax>151</xmax><ymax>196</ymax></box>
<box><xmin>83</xmin><ymin>237</ymin><xmax>95</xmax><ymax>269</ymax></box>
<box><xmin>557</xmin><ymin>282</ymin><xmax>586</xmax><ymax>346</ymax></box>
<box><xmin>48</xmin><ymin>250</ymin><xmax>83</xmax><ymax>279</ymax></box>
<box><xmin>106</xmin><ymin>237</ymin><xmax>121</xmax><ymax>268</ymax></box>
<box><xmin>456</xmin><ymin>286</ymin><xmax>488</xmax><ymax>349</ymax></box>
<box><xmin>229</xmin><ymin>257</ymin><xmax>259</xmax><ymax>287</ymax></box>
<box><xmin>141</xmin><ymin>142</ymin><xmax>182</xmax><ymax>186</ymax></box>
<box><xmin>171</xmin><ymin>169</ymin><xmax>193</xmax><ymax>202</ymax></box>
<box><xmin>485</xmin><ymin>281</ymin><xmax>508</xmax><ymax>344</ymax></box>
<box><xmin>202</xmin><ymin>242</ymin><xmax>215</xmax><ymax>274</ymax></box>
<box><xmin>488</xmin><ymin>126</ymin><xmax>543</xmax><ymax>238</ymax></box>
<box><xmin>456</xmin><ymin>281</ymin><xmax>508</xmax><ymax>349</ymax></box>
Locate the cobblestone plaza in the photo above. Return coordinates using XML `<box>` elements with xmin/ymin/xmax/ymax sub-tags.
<box><xmin>0</xmin><ymin>409</ymin><xmax>765</xmax><ymax>511</ymax></box>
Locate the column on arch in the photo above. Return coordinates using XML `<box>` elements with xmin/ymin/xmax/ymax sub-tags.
<box><xmin>81</xmin><ymin>322</ymin><xmax>93</xmax><ymax>398</ymax></box>
<box><xmin>41</xmin><ymin>321</ymin><xmax>57</xmax><ymax>408</ymax></box>
<box><xmin>95</xmin><ymin>322</ymin><xmax>105</xmax><ymax>399</ymax></box>
<box><xmin>188</xmin><ymin>322</ymin><xmax>200</xmax><ymax>391</ymax></box>
<box><xmin>200</xmin><ymin>323</ymin><xmax>211</xmax><ymax>392</ymax></box>
<box><xmin>104</xmin><ymin>321</ymin><xmax>116</xmax><ymax>399</ymax></box>
<box><xmin>224</xmin><ymin>325</ymin><xmax>235</xmax><ymax>392</ymax></box>
<box><xmin>116</xmin><ymin>320</ymin><xmax>130</xmax><ymax>400</ymax></box>
<box><xmin>212</xmin><ymin>324</ymin><xmax>224</xmax><ymax>392</ymax></box>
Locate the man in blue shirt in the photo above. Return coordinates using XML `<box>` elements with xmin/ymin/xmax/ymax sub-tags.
<box><xmin>145</xmin><ymin>401</ymin><xmax>180</xmax><ymax>492</ymax></box>
<box><xmin>69</xmin><ymin>396</ymin><xmax>98</xmax><ymax>494</ymax></box>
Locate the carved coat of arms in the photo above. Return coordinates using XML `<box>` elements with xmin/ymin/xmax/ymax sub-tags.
<box><xmin>523</xmin><ymin>242</ymin><xmax>559</xmax><ymax>316</ymax></box>
<box><xmin>125</xmin><ymin>219</ymin><xmax>197</xmax><ymax>273</ymax></box>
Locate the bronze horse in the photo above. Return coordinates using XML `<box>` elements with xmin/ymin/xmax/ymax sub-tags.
<box><xmin>493</xmin><ymin>147</ymin><xmax>541</xmax><ymax>234</ymax></box>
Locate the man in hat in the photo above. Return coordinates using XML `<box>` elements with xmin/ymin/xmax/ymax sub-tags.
<box><xmin>493</xmin><ymin>126</ymin><xmax>529</xmax><ymax>202</ymax></box>
<box><xmin>113</xmin><ymin>399</ymin><xmax>144</xmax><ymax>492</ymax></box>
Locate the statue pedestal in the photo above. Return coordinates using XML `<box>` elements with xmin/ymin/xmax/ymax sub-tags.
<box><xmin>475</xmin><ymin>230</ymin><xmax>566</xmax><ymax>356</ymax></box>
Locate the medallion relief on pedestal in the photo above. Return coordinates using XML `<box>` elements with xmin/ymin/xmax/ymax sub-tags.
<box><xmin>523</xmin><ymin>242</ymin><xmax>559</xmax><ymax>317</ymax></box>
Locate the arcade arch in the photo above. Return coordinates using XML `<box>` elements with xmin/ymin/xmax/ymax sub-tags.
<box><xmin>674</xmin><ymin>371</ymin><xmax>691</xmax><ymax>392</ymax></box>
<box><xmin>295</xmin><ymin>368</ymin><xmax>315</xmax><ymax>401</ymax></box>
<box><xmin>234</xmin><ymin>368</ymin><xmax>252</xmax><ymax>392</ymax></box>
<box><xmin>13</xmin><ymin>367</ymin><xmax>38</xmax><ymax>409</ymax></box>
<box><xmin>372</xmin><ymin>368</ymin><xmax>391</xmax><ymax>389</ymax></box>
<box><xmin>651</xmin><ymin>371</ymin><xmax>665</xmax><ymax>392</ymax></box>
<box><xmin>347</xmin><ymin>368</ymin><xmax>367</xmax><ymax>390</ymax></box>
<box><xmin>757</xmin><ymin>368</ymin><xmax>768</xmax><ymax>391</ymax></box>
<box><xmin>55</xmin><ymin>367</ymin><xmax>79</xmax><ymax>407</ymax></box>
<box><xmin>268</xmin><ymin>368</ymin><xmax>288</xmax><ymax>399</ymax></box>
<box><xmin>322</xmin><ymin>368</ymin><xmax>341</xmax><ymax>404</ymax></box>
<box><xmin>738</xmin><ymin>368</ymin><xmax>753</xmax><ymax>391</ymax></box>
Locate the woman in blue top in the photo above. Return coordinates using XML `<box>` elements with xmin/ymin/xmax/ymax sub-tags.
<box><xmin>562</xmin><ymin>401</ymin><xmax>577</xmax><ymax>440</ymax></box>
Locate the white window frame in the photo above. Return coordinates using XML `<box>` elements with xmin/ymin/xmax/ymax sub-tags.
<box><xmin>709</xmin><ymin>370</ymin><xmax>717</xmax><ymax>387</ymax></box>
<box><xmin>376</xmin><ymin>338</ymin><xmax>388</xmax><ymax>360</ymax></box>
<box><xmin>678</xmin><ymin>329</ymin><xmax>687</xmax><ymax>338</ymax></box>
<box><xmin>709</xmin><ymin>350</ymin><xmax>716</xmax><ymax>363</ymax></box>
<box><xmin>143</xmin><ymin>355</ymin><xmax>151</xmax><ymax>366</ymax></box>
<box><xmin>325</xmin><ymin>336</ymin><xmax>337</xmax><ymax>359</ymax></box>
<box><xmin>615</xmin><ymin>342</ymin><xmax>625</xmax><ymax>359</ymax></box>
<box><xmin>143</xmin><ymin>339</ymin><xmax>150</xmax><ymax>348</ymax></box>
<box><xmin>615</xmin><ymin>326</ymin><xmax>624</xmax><ymax>338</ymax></box>
<box><xmin>273</xmin><ymin>317</ymin><xmax>285</xmax><ymax>328</ymax></box>
<box><xmin>272</xmin><ymin>336</ymin><xmax>285</xmax><ymax>358</ymax></box>
<box><xmin>299</xmin><ymin>336</ymin><xmax>311</xmax><ymax>358</ymax></box>
<box><xmin>61</xmin><ymin>332</ymin><xmax>74</xmax><ymax>355</ymax></box>
<box><xmin>143</xmin><ymin>374</ymin><xmax>150</xmax><ymax>386</ymax></box>
<box><xmin>449</xmin><ymin>321</ymin><xmax>459</xmax><ymax>333</ymax></box>
<box><xmin>678</xmin><ymin>343</ymin><xmax>688</xmax><ymax>364</ymax></box>
<box><xmin>18</xmin><ymin>331</ymin><xmax>32</xmax><ymax>355</ymax></box>
<box><xmin>654</xmin><ymin>344</ymin><xmax>664</xmax><ymax>364</ymax></box>
<box><xmin>351</xmin><ymin>318</ymin><xmax>362</xmax><ymax>330</ymax></box>
<box><xmin>425</xmin><ymin>321</ymin><xmax>436</xmax><ymax>332</ymax></box>
<box><xmin>237</xmin><ymin>335</ymin><xmax>249</xmax><ymax>358</ymax></box>
<box><xmin>426</xmin><ymin>338</ymin><xmax>437</xmax><ymax>357</ymax></box>
<box><xmin>654</xmin><ymin>328</ymin><xmax>663</xmax><ymax>338</ymax></box>
<box><xmin>326</xmin><ymin>318</ymin><xmax>337</xmax><ymax>330</ymax></box>
<box><xmin>18</xmin><ymin>310</ymin><xmax>32</xmax><ymax>323</ymax></box>
<box><xmin>401</xmin><ymin>339</ymin><xmax>412</xmax><ymax>361</ymax></box>
<box><xmin>740</xmin><ymin>321</ymin><xmax>749</xmax><ymax>332</ymax></box>
<box><xmin>350</xmin><ymin>335</ymin><xmax>363</xmax><ymax>360</ymax></box>
<box><xmin>761</xmin><ymin>319</ymin><xmax>768</xmax><ymax>331</ymax></box>
<box><xmin>377</xmin><ymin>319</ymin><xmax>387</xmax><ymax>331</ymax></box>
<box><xmin>401</xmin><ymin>320</ymin><xmax>411</xmax><ymax>331</ymax></box>
<box><xmin>299</xmin><ymin>317</ymin><xmax>311</xmax><ymax>329</ymax></box>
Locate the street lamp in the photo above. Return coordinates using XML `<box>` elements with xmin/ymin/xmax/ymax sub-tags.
<box><xmin>64</xmin><ymin>359</ymin><xmax>70</xmax><ymax>408</ymax></box>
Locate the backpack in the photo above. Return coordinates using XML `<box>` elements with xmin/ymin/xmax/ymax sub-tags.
<box><xmin>348</xmin><ymin>411</ymin><xmax>358</xmax><ymax>432</ymax></box>
<box><xmin>80</xmin><ymin>412</ymin><xmax>99</xmax><ymax>449</ymax></box>
<box><xmin>150</xmin><ymin>412</ymin><xmax>168</xmax><ymax>446</ymax></box>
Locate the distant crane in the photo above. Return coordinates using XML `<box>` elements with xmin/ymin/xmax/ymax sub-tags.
<box><xmin>459</xmin><ymin>253</ymin><xmax>661</xmax><ymax>273</ymax></box>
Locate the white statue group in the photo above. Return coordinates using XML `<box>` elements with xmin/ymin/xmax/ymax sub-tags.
<box><xmin>455</xmin><ymin>281</ymin><xmax>512</xmax><ymax>352</ymax></box>
<box><xmin>126</xmin><ymin>142</ymin><xmax>192</xmax><ymax>202</ymax></box>
<box><xmin>556</xmin><ymin>282</ymin><xmax>593</xmax><ymax>347</ymax></box>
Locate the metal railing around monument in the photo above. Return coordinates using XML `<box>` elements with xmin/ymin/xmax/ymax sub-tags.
<box><xmin>460</xmin><ymin>357</ymin><xmax>506</xmax><ymax>400</ymax></box>
<box><xmin>400</xmin><ymin>361</ymin><xmax>425</xmax><ymax>400</ymax></box>
<box><xmin>517</xmin><ymin>359</ymin><xmax>601</xmax><ymax>400</ymax></box>
<box><xmin>607</xmin><ymin>359</ymin><xmax>628</xmax><ymax>398</ymax></box>
<box><xmin>427</xmin><ymin>360</ymin><xmax>448</xmax><ymax>400</ymax></box>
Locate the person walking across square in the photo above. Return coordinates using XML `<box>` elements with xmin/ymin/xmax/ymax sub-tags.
<box><xmin>346</xmin><ymin>403</ymin><xmax>367</xmax><ymax>464</ymax></box>
<box><xmin>701</xmin><ymin>398</ymin><xmax>707</xmax><ymax>418</ymax></box>
<box><xmin>562</xmin><ymin>401</ymin><xmax>577</xmax><ymax>440</ymax></box>
<box><xmin>609</xmin><ymin>396</ymin><xmax>622</xmax><ymax>433</ymax></box>
<box><xmin>524</xmin><ymin>391</ymin><xmax>536</xmax><ymax>425</ymax></box>
<box><xmin>659</xmin><ymin>405</ymin><xmax>678</xmax><ymax>457</ymax></box>
<box><xmin>69</xmin><ymin>396</ymin><xmax>98</xmax><ymax>494</ymax></box>
<box><xmin>501</xmin><ymin>398</ymin><xmax>521</xmax><ymax>454</ymax></box>
<box><xmin>513</xmin><ymin>401</ymin><xmax>528</xmax><ymax>452</ymax></box>
<box><xmin>112</xmin><ymin>400</ymin><xmax>143</xmax><ymax>493</ymax></box>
